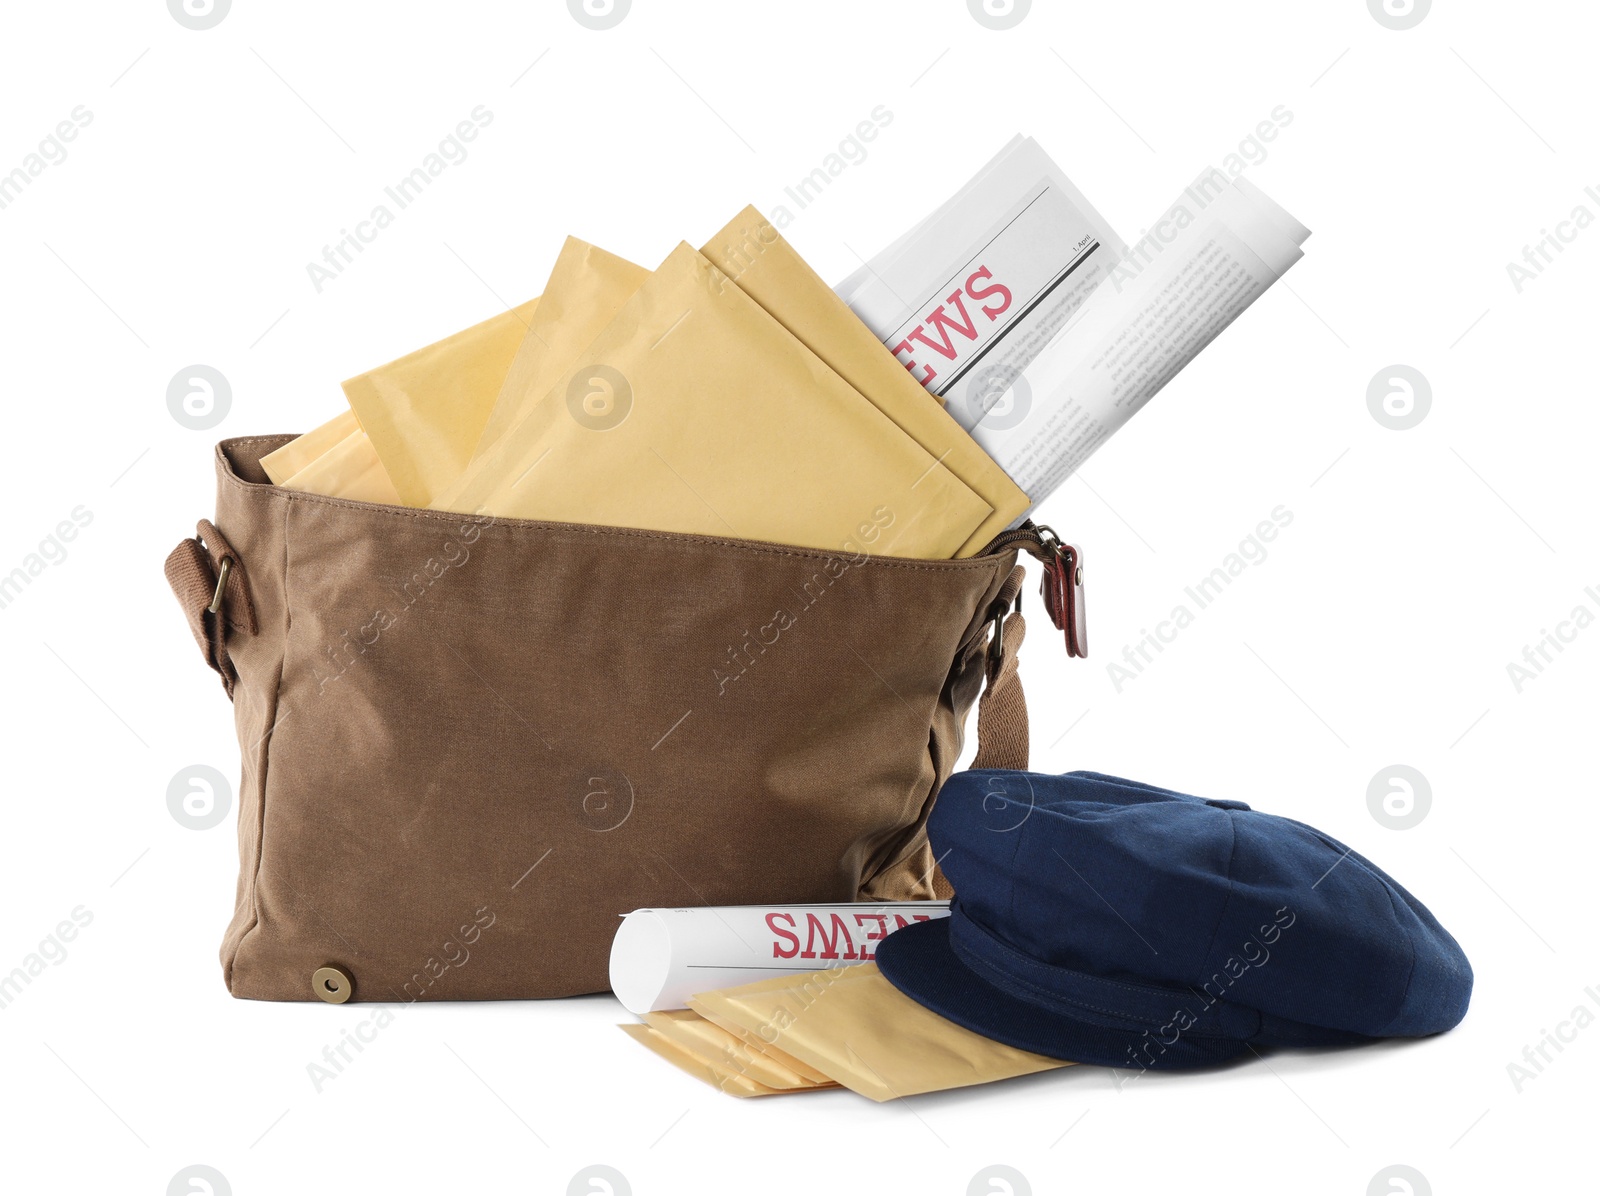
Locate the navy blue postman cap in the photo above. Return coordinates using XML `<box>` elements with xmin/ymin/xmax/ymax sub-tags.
<box><xmin>876</xmin><ymin>771</ymin><xmax>1473</xmax><ymax>1071</ymax></box>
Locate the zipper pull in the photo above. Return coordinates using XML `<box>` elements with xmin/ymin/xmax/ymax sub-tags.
<box><xmin>982</xmin><ymin>522</ymin><xmax>1088</xmax><ymax>659</ymax></box>
<box><xmin>1033</xmin><ymin>525</ymin><xmax>1087</xmax><ymax>659</ymax></box>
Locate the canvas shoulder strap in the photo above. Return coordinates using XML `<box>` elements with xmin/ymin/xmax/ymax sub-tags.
<box><xmin>971</xmin><ymin>564</ymin><xmax>1030</xmax><ymax>771</ymax></box>
<box><xmin>930</xmin><ymin>564</ymin><xmax>1034</xmax><ymax>900</ymax></box>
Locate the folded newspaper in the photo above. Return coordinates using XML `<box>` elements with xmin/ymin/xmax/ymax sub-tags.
<box><xmin>609</xmin><ymin>902</ymin><xmax>949</xmax><ymax>1014</ymax></box>
<box><xmin>839</xmin><ymin>135</ymin><xmax>1309</xmax><ymax>521</ymax></box>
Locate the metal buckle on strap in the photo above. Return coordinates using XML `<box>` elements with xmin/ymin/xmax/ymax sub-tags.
<box><xmin>208</xmin><ymin>556</ymin><xmax>233</xmax><ymax>615</ymax></box>
<box><xmin>987</xmin><ymin>589</ymin><xmax>1022</xmax><ymax>673</ymax></box>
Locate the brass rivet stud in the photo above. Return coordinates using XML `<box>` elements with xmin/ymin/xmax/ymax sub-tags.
<box><xmin>312</xmin><ymin>965</ymin><xmax>353</xmax><ymax>1004</ymax></box>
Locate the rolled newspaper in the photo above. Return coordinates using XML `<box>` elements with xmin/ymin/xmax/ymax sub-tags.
<box><xmin>609</xmin><ymin>902</ymin><xmax>950</xmax><ymax>1014</ymax></box>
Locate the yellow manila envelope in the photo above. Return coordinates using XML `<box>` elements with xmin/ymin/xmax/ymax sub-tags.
<box><xmin>617</xmin><ymin>1024</ymin><xmax>788</xmax><ymax>1098</ymax></box>
<box><xmin>472</xmin><ymin>220</ymin><xmax>1027</xmax><ymax>554</ymax></box>
<box><xmin>342</xmin><ymin>296</ymin><xmax>541</xmax><ymax>508</ymax></box>
<box><xmin>701</xmin><ymin>207</ymin><xmax>1030</xmax><ymax>557</ymax></box>
<box><xmin>473</xmin><ymin>240</ymin><xmax>650</xmax><ymax>463</ymax></box>
<box><xmin>279</xmin><ymin>424</ymin><xmax>403</xmax><ymax>506</ymax></box>
<box><xmin>641</xmin><ymin>1010</ymin><xmax>836</xmax><ymax>1091</ymax></box>
<box><xmin>261</xmin><ymin>409</ymin><xmax>361</xmax><ymax>485</ymax></box>
<box><xmin>676</xmin><ymin>1002</ymin><xmax>837</xmax><ymax>1085</ymax></box>
<box><xmin>688</xmin><ymin>963</ymin><xmax>1071</xmax><ymax>1101</ymax></box>
<box><xmin>437</xmin><ymin>243</ymin><xmax>992</xmax><ymax>559</ymax></box>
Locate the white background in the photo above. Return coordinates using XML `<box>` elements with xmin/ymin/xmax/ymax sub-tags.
<box><xmin>1</xmin><ymin>1</ymin><xmax>1595</xmax><ymax>1193</ymax></box>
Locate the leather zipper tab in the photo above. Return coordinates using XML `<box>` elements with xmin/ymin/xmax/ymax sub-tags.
<box><xmin>982</xmin><ymin>521</ymin><xmax>1088</xmax><ymax>658</ymax></box>
<box><xmin>1042</xmin><ymin>542</ymin><xmax>1088</xmax><ymax>658</ymax></box>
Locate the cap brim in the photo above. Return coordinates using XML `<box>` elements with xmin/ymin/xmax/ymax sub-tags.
<box><xmin>876</xmin><ymin>917</ymin><xmax>1253</xmax><ymax>1072</ymax></box>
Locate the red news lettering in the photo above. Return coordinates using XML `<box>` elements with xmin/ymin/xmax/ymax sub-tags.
<box><xmin>855</xmin><ymin>913</ymin><xmax>890</xmax><ymax>957</ymax></box>
<box><xmin>767</xmin><ymin>911</ymin><xmax>801</xmax><ymax>959</ymax></box>
<box><xmin>849</xmin><ymin>911</ymin><xmax>933</xmax><ymax>959</ymax></box>
<box><xmin>907</xmin><ymin>289</ymin><xmax>980</xmax><ymax>360</ymax></box>
<box><xmin>964</xmin><ymin>266</ymin><xmax>1011</xmax><ymax>318</ymax></box>
<box><xmin>890</xmin><ymin>266</ymin><xmax>1014</xmax><ymax>389</ymax></box>
<box><xmin>891</xmin><ymin>340</ymin><xmax>938</xmax><ymax>387</ymax></box>
<box><xmin>769</xmin><ymin>909</ymin><xmax>939</xmax><ymax>961</ymax></box>
<box><xmin>800</xmin><ymin>912</ymin><xmax>860</xmax><ymax>961</ymax></box>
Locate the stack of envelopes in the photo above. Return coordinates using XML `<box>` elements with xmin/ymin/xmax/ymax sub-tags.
<box><xmin>622</xmin><ymin>962</ymin><xmax>1071</xmax><ymax>1100</ymax></box>
<box><xmin>264</xmin><ymin>208</ymin><xmax>1030</xmax><ymax>560</ymax></box>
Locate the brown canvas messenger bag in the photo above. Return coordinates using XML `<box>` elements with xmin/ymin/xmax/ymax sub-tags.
<box><xmin>164</xmin><ymin>436</ymin><xmax>1079</xmax><ymax>1004</ymax></box>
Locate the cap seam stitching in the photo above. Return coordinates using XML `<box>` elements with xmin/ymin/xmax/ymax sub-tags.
<box><xmin>1004</xmin><ymin>783</ymin><xmax>1029</xmax><ymax>928</ymax></box>
<box><xmin>1197</xmin><ymin>809</ymin><xmax>1241</xmax><ymax>973</ymax></box>
<box><xmin>1370</xmin><ymin>868</ymin><xmax>1421</xmax><ymax>1036</ymax></box>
